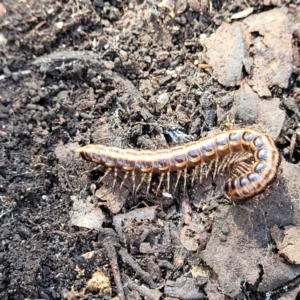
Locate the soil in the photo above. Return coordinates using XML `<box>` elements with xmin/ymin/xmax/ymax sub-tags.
<box><xmin>1</xmin><ymin>1</ymin><xmax>300</xmax><ymax>300</ymax></box>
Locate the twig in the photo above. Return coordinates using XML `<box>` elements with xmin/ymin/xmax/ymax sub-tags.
<box><xmin>58</xmin><ymin>165</ymin><xmax>75</xmax><ymax>194</ymax></box>
<box><xmin>103</xmin><ymin>240</ymin><xmax>126</xmax><ymax>300</ymax></box>
<box><xmin>119</xmin><ymin>248</ymin><xmax>157</xmax><ymax>289</ymax></box>
<box><xmin>123</xmin><ymin>274</ymin><xmax>162</xmax><ymax>300</ymax></box>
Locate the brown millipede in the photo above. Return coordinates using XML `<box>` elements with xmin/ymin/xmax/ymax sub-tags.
<box><xmin>77</xmin><ymin>128</ymin><xmax>281</xmax><ymax>201</ymax></box>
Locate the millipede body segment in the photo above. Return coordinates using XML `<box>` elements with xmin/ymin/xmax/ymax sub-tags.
<box><xmin>77</xmin><ymin>129</ymin><xmax>281</xmax><ymax>201</ymax></box>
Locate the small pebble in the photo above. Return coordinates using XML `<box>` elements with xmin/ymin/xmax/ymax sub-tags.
<box><xmin>3</xmin><ymin>66</ymin><xmax>11</xmax><ymax>77</ymax></box>
<box><xmin>221</xmin><ymin>224</ymin><xmax>230</xmax><ymax>235</ymax></box>
<box><xmin>33</xmin><ymin>111</ymin><xmax>42</xmax><ymax>120</ymax></box>
<box><xmin>12</xmin><ymin>73</ymin><xmax>19</xmax><ymax>81</ymax></box>
<box><xmin>27</xmin><ymin>124</ymin><xmax>33</xmax><ymax>131</ymax></box>
<box><xmin>29</xmin><ymin>89</ymin><xmax>37</xmax><ymax>96</ymax></box>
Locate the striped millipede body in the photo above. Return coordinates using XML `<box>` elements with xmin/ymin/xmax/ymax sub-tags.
<box><xmin>77</xmin><ymin>129</ymin><xmax>281</xmax><ymax>201</ymax></box>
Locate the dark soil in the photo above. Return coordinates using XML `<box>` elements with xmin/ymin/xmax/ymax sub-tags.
<box><xmin>1</xmin><ymin>1</ymin><xmax>300</xmax><ymax>300</ymax></box>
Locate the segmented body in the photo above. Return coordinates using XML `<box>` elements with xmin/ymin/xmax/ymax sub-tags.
<box><xmin>77</xmin><ymin>129</ymin><xmax>281</xmax><ymax>201</ymax></box>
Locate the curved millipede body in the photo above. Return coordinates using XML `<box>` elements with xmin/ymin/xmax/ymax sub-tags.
<box><xmin>77</xmin><ymin>129</ymin><xmax>281</xmax><ymax>201</ymax></box>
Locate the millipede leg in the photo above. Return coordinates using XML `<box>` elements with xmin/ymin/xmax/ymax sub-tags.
<box><xmin>175</xmin><ymin>170</ymin><xmax>182</xmax><ymax>190</ymax></box>
<box><xmin>199</xmin><ymin>165</ymin><xmax>204</xmax><ymax>183</ymax></box>
<box><xmin>100</xmin><ymin>168</ymin><xmax>112</xmax><ymax>182</ymax></box>
<box><xmin>218</xmin><ymin>156</ymin><xmax>228</xmax><ymax>173</ymax></box>
<box><xmin>233</xmin><ymin>162</ymin><xmax>252</xmax><ymax>176</ymax></box>
<box><xmin>136</xmin><ymin>173</ymin><xmax>147</xmax><ymax>194</ymax></box>
<box><xmin>120</xmin><ymin>171</ymin><xmax>129</xmax><ymax>191</ymax></box>
<box><xmin>183</xmin><ymin>168</ymin><xmax>187</xmax><ymax>191</ymax></box>
<box><xmin>131</xmin><ymin>171</ymin><xmax>136</xmax><ymax>195</ymax></box>
<box><xmin>112</xmin><ymin>168</ymin><xmax>118</xmax><ymax>191</ymax></box>
<box><xmin>242</xmin><ymin>162</ymin><xmax>252</xmax><ymax>172</ymax></box>
<box><xmin>227</xmin><ymin>153</ymin><xmax>241</xmax><ymax>169</ymax></box>
<box><xmin>234</xmin><ymin>152</ymin><xmax>252</xmax><ymax>165</ymax></box>
<box><xmin>81</xmin><ymin>164</ymin><xmax>103</xmax><ymax>176</ymax></box>
<box><xmin>219</xmin><ymin>153</ymin><xmax>235</xmax><ymax>173</ymax></box>
<box><xmin>146</xmin><ymin>173</ymin><xmax>152</xmax><ymax>196</ymax></box>
<box><xmin>226</xmin><ymin>152</ymin><xmax>251</xmax><ymax>172</ymax></box>
<box><xmin>166</xmin><ymin>171</ymin><xmax>170</xmax><ymax>193</ymax></box>
<box><xmin>206</xmin><ymin>160</ymin><xmax>214</xmax><ymax>178</ymax></box>
<box><xmin>191</xmin><ymin>167</ymin><xmax>198</xmax><ymax>185</ymax></box>
<box><xmin>213</xmin><ymin>157</ymin><xmax>219</xmax><ymax>180</ymax></box>
<box><xmin>156</xmin><ymin>173</ymin><xmax>165</xmax><ymax>194</ymax></box>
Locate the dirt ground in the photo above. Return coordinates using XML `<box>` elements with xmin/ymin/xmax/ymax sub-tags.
<box><xmin>1</xmin><ymin>0</ymin><xmax>300</xmax><ymax>299</ymax></box>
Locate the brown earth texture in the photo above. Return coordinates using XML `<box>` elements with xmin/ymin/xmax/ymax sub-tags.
<box><xmin>1</xmin><ymin>0</ymin><xmax>300</xmax><ymax>299</ymax></box>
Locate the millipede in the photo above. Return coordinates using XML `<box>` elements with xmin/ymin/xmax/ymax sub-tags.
<box><xmin>77</xmin><ymin>128</ymin><xmax>281</xmax><ymax>201</ymax></box>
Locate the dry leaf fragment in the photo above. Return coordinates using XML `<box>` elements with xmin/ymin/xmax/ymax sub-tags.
<box><xmin>70</xmin><ymin>195</ymin><xmax>105</xmax><ymax>230</ymax></box>
<box><xmin>86</xmin><ymin>270</ymin><xmax>112</xmax><ymax>294</ymax></box>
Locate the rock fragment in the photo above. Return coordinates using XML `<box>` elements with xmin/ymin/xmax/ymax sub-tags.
<box><xmin>203</xmin><ymin>22</ymin><xmax>249</xmax><ymax>87</ymax></box>
<box><xmin>204</xmin><ymin>7</ymin><xmax>294</xmax><ymax>96</ymax></box>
